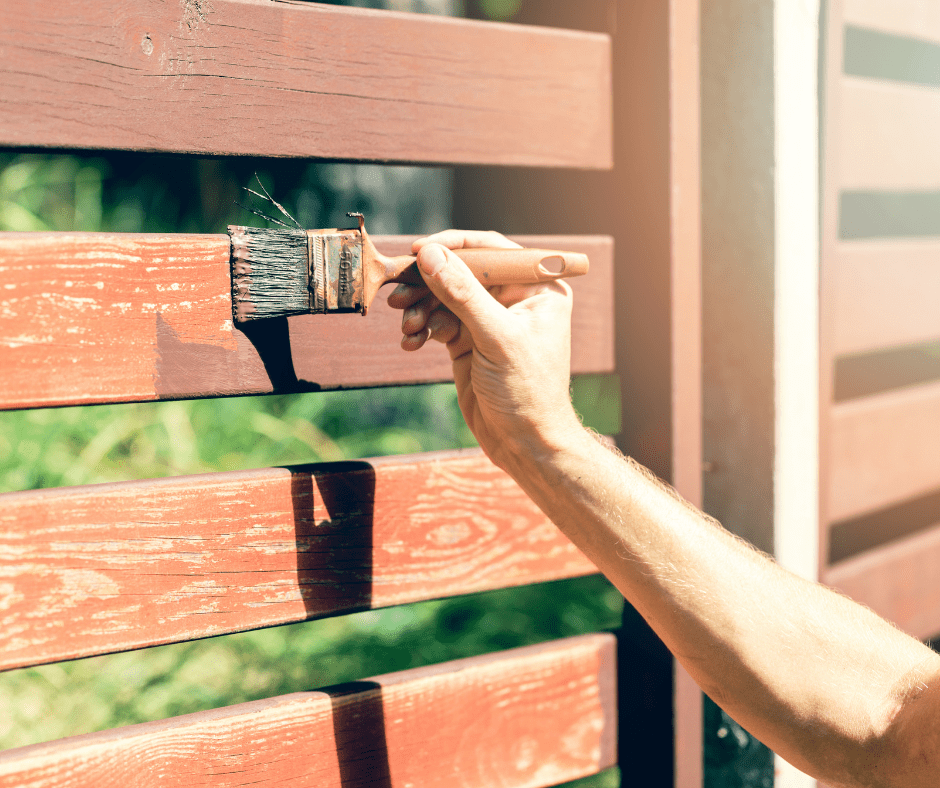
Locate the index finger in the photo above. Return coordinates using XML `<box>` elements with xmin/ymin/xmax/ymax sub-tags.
<box><xmin>411</xmin><ymin>229</ymin><xmax>522</xmax><ymax>254</ymax></box>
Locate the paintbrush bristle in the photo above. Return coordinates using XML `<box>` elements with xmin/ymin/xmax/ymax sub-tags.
<box><xmin>229</xmin><ymin>226</ymin><xmax>309</xmax><ymax>322</ymax></box>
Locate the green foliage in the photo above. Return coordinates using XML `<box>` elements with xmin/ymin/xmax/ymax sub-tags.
<box><xmin>476</xmin><ymin>0</ymin><xmax>522</xmax><ymax>21</ymax></box>
<box><xmin>0</xmin><ymin>380</ymin><xmax>617</xmax><ymax>494</ymax></box>
<box><xmin>0</xmin><ymin>387</ymin><xmax>476</xmax><ymax>493</ymax></box>
<box><xmin>0</xmin><ymin>151</ymin><xmax>453</xmax><ymax>236</ymax></box>
<box><xmin>0</xmin><ymin>154</ymin><xmax>106</xmax><ymax>232</ymax></box>
<box><xmin>704</xmin><ymin>698</ymin><xmax>773</xmax><ymax>788</ymax></box>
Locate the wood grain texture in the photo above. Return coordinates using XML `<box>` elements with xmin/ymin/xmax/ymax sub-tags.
<box><xmin>833</xmin><ymin>240</ymin><xmax>940</xmax><ymax>355</ymax></box>
<box><xmin>0</xmin><ymin>448</ymin><xmax>599</xmax><ymax>671</ymax></box>
<box><xmin>0</xmin><ymin>634</ymin><xmax>617</xmax><ymax>788</ymax></box>
<box><xmin>839</xmin><ymin>76</ymin><xmax>940</xmax><ymax>191</ymax></box>
<box><xmin>0</xmin><ymin>0</ymin><xmax>611</xmax><ymax>168</ymax></box>
<box><xmin>0</xmin><ymin>233</ymin><xmax>614</xmax><ymax>410</ymax></box>
<box><xmin>826</xmin><ymin>523</ymin><xmax>940</xmax><ymax>640</ymax></box>
<box><xmin>844</xmin><ymin>0</ymin><xmax>940</xmax><ymax>45</ymax></box>
<box><xmin>829</xmin><ymin>379</ymin><xmax>940</xmax><ymax>522</ymax></box>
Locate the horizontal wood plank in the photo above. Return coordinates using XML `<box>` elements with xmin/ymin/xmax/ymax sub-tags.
<box><xmin>844</xmin><ymin>0</ymin><xmax>940</xmax><ymax>45</ymax></box>
<box><xmin>0</xmin><ymin>448</ymin><xmax>600</xmax><ymax>671</ymax></box>
<box><xmin>828</xmin><ymin>379</ymin><xmax>940</xmax><ymax>522</ymax></box>
<box><xmin>0</xmin><ymin>233</ymin><xmax>614</xmax><ymax>410</ymax></box>
<box><xmin>0</xmin><ymin>0</ymin><xmax>611</xmax><ymax>168</ymax></box>
<box><xmin>826</xmin><ymin>523</ymin><xmax>940</xmax><ymax>640</ymax></box>
<box><xmin>839</xmin><ymin>76</ymin><xmax>940</xmax><ymax>191</ymax></box>
<box><xmin>833</xmin><ymin>239</ymin><xmax>940</xmax><ymax>355</ymax></box>
<box><xmin>0</xmin><ymin>634</ymin><xmax>617</xmax><ymax>788</ymax></box>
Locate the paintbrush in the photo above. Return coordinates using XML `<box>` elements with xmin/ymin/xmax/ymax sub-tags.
<box><xmin>228</xmin><ymin>178</ymin><xmax>589</xmax><ymax>322</ymax></box>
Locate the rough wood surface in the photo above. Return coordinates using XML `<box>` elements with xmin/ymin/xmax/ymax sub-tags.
<box><xmin>839</xmin><ymin>76</ymin><xmax>940</xmax><ymax>191</ymax></box>
<box><xmin>0</xmin><ymin>448</ymin><xmax>599</xmax><ymax>672</ymax></box>
<box><xmin>0</xmin><ymin>634</ymin><xmax>617</xmax><ymax>788</ymax></box>
<box><xmin>833</xmin><ymin>240</ymin><xmax>940</xmax><ymax>355</ymax></box>
<box><xmin>0</xmin><ymin>233</ymin><xmax>614</xmax><ymax>410</ymax></box>
<box><xmin>0</xmin><ymin>0</ymin><xmax>611</xmax><ymax>168</ymax></box>
<box><xmin>844</xmin><ymin>0</ymin><xmax>940</xmax><ymax>44</ymax></box>
<box><xmin>826</xmin><ymin>522</ymin><xmax>940</xmax><ymax>640</ymax></box>
<box><xmin>829</xmin><ymin>379</ymin><xmax>940</xmax><ymax>522</ymax></box>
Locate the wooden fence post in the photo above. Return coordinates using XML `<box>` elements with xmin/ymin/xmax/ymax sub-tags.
<box><xmin>701</xmin><ymin>0</ymin><xmax>821</xmax><ymax>785</ymax></box>
<box><xmin>454</xmin><ymin>1</ymin><xmax>703</xmax><ymax>784</ymax></box>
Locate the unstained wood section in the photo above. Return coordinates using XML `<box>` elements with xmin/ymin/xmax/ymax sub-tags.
<box><xmin>826</xmin><ymin>523</ymin><xmax>940</xmax><ymax>640</ymax></box>
<box><xmin>0</xmin><ymin>448</ymin><xmax>599</xmax><ymax>671</ymax></box>
<box><xmin>0</xmin><ymin>233</ymin><xmax>614</xmax><ymax>410</ymax></box>
<box><xmin>0</xmin><ymin>0</ymin><xmax>611</xmax><ymax>168</ymax></box>
<box><xmin>839</xmin><ymin>76</ymin><xmax>940</xmax><ymax>191</ymax></box>
<box><xmin>0</xmin><ymin>634</ymin><xmax>617</xmax><ymax>788</ymax></box>
<box><xmin>844</xmin><ymin>0</ymin><xmax>940</xmax><ymax>45</ymax></box>
<box><xmin>829</xmin><ymin>379</ymin><xmax>940</xmax><ymax>522</ymax></box>
<box><xmin>833</xmin><ymin>240</ymin><xmax>940</xmax><ymax>355</ymax></box>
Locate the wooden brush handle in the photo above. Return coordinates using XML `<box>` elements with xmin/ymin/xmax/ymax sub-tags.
<box><xmin>385</xmin><ymin>248</ymin><xmax>589</xmax><ymax>285</ymax></box>
<box><xmin>450</xmin><ymin>247</ymin><xmax>589</xmax><ymax>284</ymax></box>
<box><xmin>375</xmin><ymin>246</ymin><xmax>590</xmax><ymax>309</ymax></box>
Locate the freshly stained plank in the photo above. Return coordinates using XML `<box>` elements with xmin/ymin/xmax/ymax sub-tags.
<box><xmin>0</xmin><ymin>233</ymin><xmax>614</xmax><ymax>410</ymax></box>
<box><xmin>829</xmin><ymin>379</ymin><xmax>940</xmax><ymax>522</ymax></box>
<box><xmin>845</xmin><ymin>0</ymin><xmax>940</xmax><ymax>45</ymax></box>
<box><xmin>0</xmin><ymin>634</ymin><xmax>617</xmax><ymax>788</ymax></box>
<box><xmin>833</xmin><ymin>239</ymin><xmax>940</xmax><ymax>355</ymax></box>
<box><xmin>0</xmin><ymin>448</ymin><xmax>599</xmax><ymax>671</ymax></box>
<box><xmin>826</xmin><ymin>522</ymin><xmax>940</xmax><ymax>640</ymax></box>
<box><xmin>0</xmin><ymin>0</ymin><xmax>611</xmax><ymax>168</ymax></box>
<box><xmin>839</xmin><ymin>76</ymin><xmax>940</xmax><ymax>191</ymax></box>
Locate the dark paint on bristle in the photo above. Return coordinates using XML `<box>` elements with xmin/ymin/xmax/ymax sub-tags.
<box><xmin>229</xmin><ymin>227</ymin><xmax>310</xmax><ymax>322</ymax></box>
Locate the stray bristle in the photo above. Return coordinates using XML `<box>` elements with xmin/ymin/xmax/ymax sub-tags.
<box><xmin>229</xmin><ymin>227</ymin><xmax>308</xmax><ymax>321</ymax></box>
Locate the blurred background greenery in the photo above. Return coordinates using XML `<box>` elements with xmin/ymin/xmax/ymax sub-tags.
<box><xmin>0</xmin><ymin>2</ymin><xmax>623</xmax><ymax>786</ymax></box>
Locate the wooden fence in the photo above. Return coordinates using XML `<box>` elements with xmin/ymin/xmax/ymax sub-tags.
<box><xmin>821</xmin><ymin>0</ymin><xmax>940</xmax><ymax>642</ymax></box>
<box><xmin>0</xmin><ymin>1</ymin><xmax>703</xmax><ymax>786</ymax></box>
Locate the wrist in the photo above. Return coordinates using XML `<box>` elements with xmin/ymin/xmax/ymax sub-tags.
<box><xmin>491</xmin><ymin>406</ymin><xmax>594</xmax><ymax>485</ymax></box>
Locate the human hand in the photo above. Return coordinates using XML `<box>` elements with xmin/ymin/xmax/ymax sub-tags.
<box><xmin>386</xmin><ymin>230</ymin><xmax>583</xmax><ymax>472</ymax></box>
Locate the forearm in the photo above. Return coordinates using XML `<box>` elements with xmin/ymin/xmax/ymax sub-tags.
<box><xmin>393</xmin><ymin>237</ymin><xmax>940</xmax><ymax>786</ymax></box>
<box><xmin>503</xmin><ymin>424</ymin><xmax>940</xmax><ymax>787</ymax></box>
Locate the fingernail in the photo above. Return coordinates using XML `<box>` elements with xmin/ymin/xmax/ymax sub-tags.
<box><xmin>419</xmin><ymin>244</ymin><xmax>446</xmax><ymax>276</ymax></box>
<box><xmin>403</xmin><ymin>306</ymin><xmax>418</xmax><ymax>327</ymax></box>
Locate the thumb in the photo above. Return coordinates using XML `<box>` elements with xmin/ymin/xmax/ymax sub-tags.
<box><xmin>416</xmin><ymin>243</ymin><xmax>507</xmax><ymax>338</ymax></box>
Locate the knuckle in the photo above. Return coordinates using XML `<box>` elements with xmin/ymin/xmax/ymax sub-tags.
<box><xmin>484</xmin><ymin>230</ymin><xmax>519</xmax><ymax>249</ymax></box>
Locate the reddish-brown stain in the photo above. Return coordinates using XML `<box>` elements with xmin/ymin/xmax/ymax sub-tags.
<box><xmin>0</xmin><ymin>233</ymin><xmax>613</xmax><ymax>410</ymax></box>
<box><xmin>0</xmin><ymin>635</ymin><xmax>617</xmax><ymax>788</ymax></box>
<box><xmin>0</xmin><ymin>1</ymin><xmax>612</xmax><ymax>168</ymax></box>
<box><xmin>0</xmin><ymin>448</ymin><xmax>599</xmax><ymax>672</ymax></box>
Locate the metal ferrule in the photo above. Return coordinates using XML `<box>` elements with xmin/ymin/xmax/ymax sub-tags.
<box><xmin>307</xmin><ymin>231</ymin><xmax>364</xmax><ymax>313</ymax></box>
